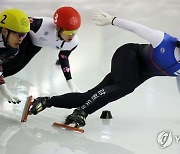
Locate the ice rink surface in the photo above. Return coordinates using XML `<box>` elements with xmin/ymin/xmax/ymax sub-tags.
<box><xmin>1</xmin><ymin>0</ymin><xmax>180</xmax><ymax>153</ymax></box>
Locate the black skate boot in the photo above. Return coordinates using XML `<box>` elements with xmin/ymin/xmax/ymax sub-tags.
<box><xmin>65</xmin><ymin>108</ymin><xmax>88</xmax><ymax>127</ymax></box>
<box><xmin>30</xmin><ymin>97</ymin><xmax>51</xmax><ymax>115</ymax></box>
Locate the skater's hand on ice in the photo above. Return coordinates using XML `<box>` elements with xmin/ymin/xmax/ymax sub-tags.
<box><xmin>66</xmin><ymin>79</ymin><xmax>80</xmax><ymax>92</ymax></box>
<box><xmin>0</xmin><ymin>84</ymin><xmax>21</xmax><ymax>104</ymax></box>
<box><xmin>8</xmin><ymin>96</ymin><xmax>21</xmax><ymax>104</ymax></box>
<box><xmin>92</xmin><ymin>10</ymin><xmax>114</xmax><ymax>26</ymax></box>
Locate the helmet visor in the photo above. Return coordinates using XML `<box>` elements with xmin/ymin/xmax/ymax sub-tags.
<box><xmin>11</xmin><ymin>30</ymin><xmax>27</xmax><ymax>38</ymax></box>
<box><xmin>62</xmin><ymin>29</ymin><xmax>77</xmax><ymax>35</ymax></box>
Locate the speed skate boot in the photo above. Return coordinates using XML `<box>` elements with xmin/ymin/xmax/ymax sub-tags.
<box><xmin>30</xmin><ymin>97</ymin><xmax>51</xmax><ymax>115</ymax></box>
<box><xmin>65</xmin><ymin>108</ymin><xmax>88</xmax><ymax>127</ymax></box>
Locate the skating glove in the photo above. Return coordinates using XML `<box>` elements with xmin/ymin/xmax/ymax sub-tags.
<box><xmin>92</xmin><ymin>10</ymin><xmax>115</xmax><ymax>26</ymax></box>
<box><xmin>66</xmin><ymin>79</ymin><xmax>79</xmax><ymax>92</ymax></box>
<box><xmin>0</xmin><ymin>84</ymin><xmax>21</xmax><ymax>104</ymax></box>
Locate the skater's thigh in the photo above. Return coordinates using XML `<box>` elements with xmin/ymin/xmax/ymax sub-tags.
<box><xmin>111</xmin><ymin>43</ymin><xmax>139</xmax><ymax>86</ymax></box>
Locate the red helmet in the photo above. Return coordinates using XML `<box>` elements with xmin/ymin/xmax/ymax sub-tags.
<box><xmin>53</xmin><ymin>6</ymin><xmax>81</xmax><ymax>30</ymax></box>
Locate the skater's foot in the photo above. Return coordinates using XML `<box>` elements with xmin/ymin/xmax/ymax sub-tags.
<box><xmin>65</xmin><ymin>108</ymin><xmax>88</xmax><ymax>127</ymax></box>
<box><xmin>30</xmin><ymin>97</ymin><xmax>51</xmax><ymax>115</ymax></box>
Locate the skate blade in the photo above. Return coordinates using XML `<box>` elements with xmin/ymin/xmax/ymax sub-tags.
<box><xmin>52</xmin><ymin>122</ymin><xmax>84</xmax><ymax>133</ymax></box>
<box><xmin>21</xmin><ymin>96</ymin><xmax>33</xmax><ymax>122</ymax></box>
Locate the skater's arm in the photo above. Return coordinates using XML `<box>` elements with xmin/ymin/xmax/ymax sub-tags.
<box><xmin>113</xmin><ymin>18</ymin><xmax>164</xmax><ymax>48</ymax></box>
<box><xmin>92</xmin><ymin>10</ymin><xmax>164</xmax><ymax>48</ymax></box>
<box><xmin>58</xmin><ymin>46</ymin><xmax>79</xmax><ymax>92</ymax></box>
<box><xmin>58</xmin><ymin>49</ymin><xmax>73</xmax><ymax>81</ymax></box>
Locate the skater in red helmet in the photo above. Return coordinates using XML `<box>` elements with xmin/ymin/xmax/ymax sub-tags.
<box><xmin>2</xmin><ymin>6</ymin><xmax>81</xmax><ymax>99</ymax></box>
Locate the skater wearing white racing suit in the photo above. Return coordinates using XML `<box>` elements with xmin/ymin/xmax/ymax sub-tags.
<box><xmin>29</xmin><ymin>10</ymin><xmax>180</xmax><ymax>127</ymax></box>
<box><xmin>2</xmin><ymin>6</ymin><xmax>81</xmax><ymax>94</ymax></box>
